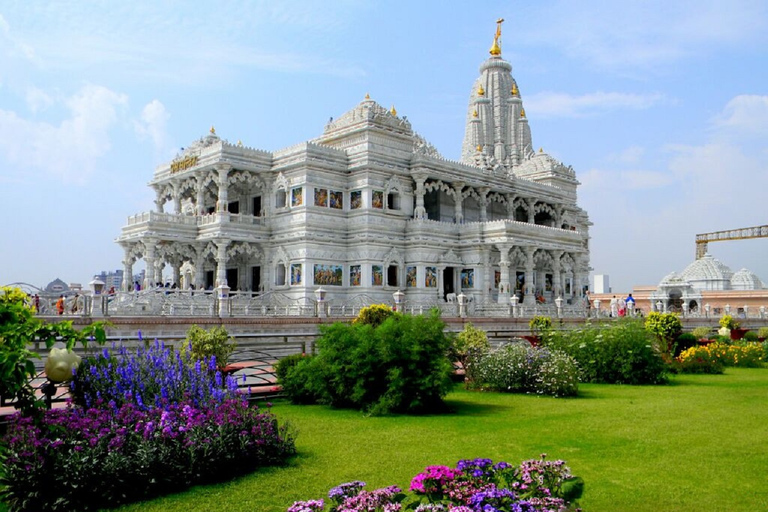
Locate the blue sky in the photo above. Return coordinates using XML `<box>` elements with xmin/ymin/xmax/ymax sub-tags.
<box><xmin>1</xmin><ymin>0</ymin><xmax>767</xmax><ymax>292</ymax></box>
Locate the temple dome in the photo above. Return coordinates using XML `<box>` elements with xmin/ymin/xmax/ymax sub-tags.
<box><xmin>731</xmin><ymin>268</ymin><xmax>765</xmax><ymax>290</ymax></box>
<box><xmin>680</xmin><ymin>254</ymin><xmax>733</xmax><ymax>291</ymax></box>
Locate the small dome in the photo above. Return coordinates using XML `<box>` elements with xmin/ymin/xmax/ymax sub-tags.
<box><xmin>731</xmin><ymin>268</ymin><xmax>765</xmax><ymax>290</ymax></box>
<box><xmin>659</xmin><ymin>271</ymin><xmax>687</xmax><ymax>286</ymax></box>
<box><xmin>680</xmin><ymin>254</ymin><xmax>733</xmax><ymax>291</ymax></box>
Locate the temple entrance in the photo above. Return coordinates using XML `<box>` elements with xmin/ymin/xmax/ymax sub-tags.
<box><xmin>226</xmin><ymin>268</ymin><xmax>239</xmax><ymax>291</ymax></box>
<box><xmin>668</xmin><ymin>291</ymin><xmax>683</xmax><ymax>312</ymax></box>
<box><xmin>443</xmin><ymin>267</ymin><xmax>455</xmax><ymax>300</ymax></box>
<box><xmin>205</xmin><ymin>271</ymin><xmax>214</xmax><ymax>290</ymax></box>
<box><xmin>251</xmin><ymin>266</ymin><xmax>262</xmax><ymax>292</ymax></box>
<box><xmin>387</xmin><ymin>265</ymin><xmax>398</xmax><ymax>287</ymax></box>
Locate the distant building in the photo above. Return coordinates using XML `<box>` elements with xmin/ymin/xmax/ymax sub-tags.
<box><xmin>593</xmin><ymin>275</ymin><xmax>610</xmax><ymax>294</ymax></box>
<box><xmin>94</xmin><ymin>270</ymin><xmax>124</xmax><ymax>291</ymax></box>
<box><xmin>44</xmin><ymin>278</ymin><xmax>70</xmax><ymax>294</ymax></box>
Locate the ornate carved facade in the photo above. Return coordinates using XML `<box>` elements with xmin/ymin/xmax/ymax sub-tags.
<box><xmin>116</xmin><ymin>23</ymin><xmax>592</xmax><ymax>307</ymax></box>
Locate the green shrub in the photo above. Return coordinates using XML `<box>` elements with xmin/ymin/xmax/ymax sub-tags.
<box><xmin>544</xmin><ymin>319</ymin><xmax>668</xmax><ymax>385</ymax></box>
<box><xmin>742</xmin><ymin>331</ymin><xmax>759</xmax><ymax>342</ymax></box>
<box><xmin>644</xmin><ymin>312</ymin><xmax>682</xmax><ymax>359</ymax></box>
<box><xmin>763</xmin><ymin>340</ymin><xmax>768</xmax><ymax>362</ymax></box>
<box><xmin>691</xmin><ymin>326</ymin><xmax>712</xmax><ymax>339</ymax></box>
<box><xmin>451</xmin><ymin>323</ymin><xmax>490</xmax><ymax>384</ymax></box>
<box><xmin>472</xmin><ymin>342</ymin><xmax>579</xmax><ymax>397</ymax></box>
<box><xmin>719</xmin><ymin>314</ymin><xmax>739</xmax><ymax>330</ymax></box>
<box><xmin>674</xmin><ymin>333</ymin><xmax>699</xmax><ymax>357</ymax></box>
<box><xmin>353</xmin><ymin>304</ymin><xmax>394</xmax><ymax>328</ymax></box>
<box><xmin>182</xmin><ymin>325</ymin><xmax>236</xmax><ymax>367</ymax></box>
<box><xmin>282</xmin><ymin>311</ymin><xmax>454</xmax><ymax>414</ymax></box>
<box><xmin>713</xmin><ymin>334</ymin><xmax>732</xmax><ymax>344</ymax></box>
<box><xmin>275</xmin><ymin>353</ymin><xmax>307</xmax><ymax>382</ymax></box>
<box><xmin>529</xmin><ymin>315</ymin><xmax>553</xmax><ymax>336</ymax></box>
<box><xmin>758</xmin><ymin>327</ymin><xmax>768</xmax><ymax>339</ymax></box>
<box><xmin>676</xmin><ymin>345</ymin><xmax>725</xmax><ymax>374</ymax></box>
<box><xmin>728</xmin><ymin>342</ymin><xmax>764</xmax><ymax>367</ymax></box>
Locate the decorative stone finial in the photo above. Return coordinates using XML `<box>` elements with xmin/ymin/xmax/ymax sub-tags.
<box><xmin>520</xmin><ymin>108</ymin><xmax>526</xmax><ymax>118</ymax></box>
<box><xmin>478</xmin><ymin>84</ymin><xmax>485</xmax><ymax>96</ymax></box>
<box><xmin>210</xmin><ymin>125</ymin><xmax>216</xmax><ymax>135</ymax></box>
<box><xmin>472</xmin><ymin>109</ymin><xmax>478</xmax><ymax>118</ymax></box>
<box><xmin>539</xmin><ymin>147</ymin><xmax>543</xmax><ymax>153</ymax></box>
<box><xmin>365</xmin><ymin>92</ymin><xmax>370</xmax><ymax>100</ymax></box>
<box><xmin>476</xmin><ymin>144</ymin><xmax>483</xmax><ymax>152</ymax></box>
<box><xmin>511</xmin><ymin>83</ymin><xmax>519</xmax><ymax>96</ymax></box>
<box><xmin>237</xmin><ymin>140</ymin><xmax>243</xmax><ymax>146</ymax></box>
<box><xmin>390</xmin><ymin>105</ymin><xmax>397</xmax><ymax>116</ymax></box>
<box><xmin>490</xmin><ymin>18</ymin><xmax>504</xmax><ymax>56</ymax></box>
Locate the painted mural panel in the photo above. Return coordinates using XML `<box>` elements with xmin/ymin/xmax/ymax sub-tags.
<box><xmin>314</xmin><ymin>264</ymin><xmax>342</xmax><ymax>286</ymax></box>
<box><xmin>406</xmin><ymin>266</ymin><xmax>417</xmax><ymax>287</ymax></box>
<box><xmin>290</xmin><ymin>263</ymin><xmax>302</xmax><ymax>285</ymax></box>
<box><xmin>314</xmin><ymin>188</ymin><xmax>328</xmax><ymax>207</ymax></box>
<box><xmin>372</xmin><ymin>190</ymin><xmax>384</xmax><ymax>209</ymax></box>
<box><xmin>350</xmin><ymin>190</ymin><xmax>362</xmax><ymax>209</ymax></box>
<box><xmin>330</xmin><ymin>191</ymin><xmax>343</xmax><ymax>209</ymax></box>
<box><xmin>291</xmin><ymin>187</ymin><xmax>303</xmax><ymax>207</ymax></box>
<box><xmin>460</xmin><ymin>269</ymin><xmax>474</xmax><ymax>289</ymax></box>
<box><xmin>425</xmin><ymin>266</ymin><xmax>437</xmax><ymax>288</ymax></box>
<box><xmin>349</xmin><ymin>265</ymin><xmax>361</xmax><ymax>286</ymax></box>
<box><xmin>372</xmin><ymin>265</ymin><xmax>383</xmax><ymax>286</ymax></box>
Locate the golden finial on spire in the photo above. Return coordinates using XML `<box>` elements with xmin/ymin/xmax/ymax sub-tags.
<box><xmin>520</xmin><ymin>108</ymin><xmax>526</xmax><ymax>118</ymax></box>
<box><xmin>478</xmin><ymin>84</ymin><xmax>485</xmax><ymax>96</ymax></box>
<box><xmin>237</xmin><ymin>140</ymin><xmax>243</xmax><ymax>146</ymax></box>
<box><xmin>511</xmin><ymin>83</ymin><xmax>519</xmax><ymax>96</ymax></box>
<box><xmin>472</xmin><ymin>109</ymin><xmax>478</xmax><ymax>118</ymax></box>
<box><xmin>490</xmin><ymin>18</ymin><xmax>504</xmax><ymax>56</ymax></box>
<box><xmin>476</xmin><ymin>144</ymin><xmax>483</xmax><ymax>152</ymax></box>
<box><xmin>539</xmin><ymin>147</ymin><xmax>543</xmax><ymax>153</ymax></box>
<box><xmin>390</xmin><ymin>105</ymin><xmax>397</xmax><ymax>116</ymax></box>
<box><xmin>365</xmin><ymin>92</ymin><xmax>370</xmax><ymax>100</ymax></box>
<box><xmin>210</xmin><ymin>125</ymin><xmax>216</xmax><ymax>135</ymax></box>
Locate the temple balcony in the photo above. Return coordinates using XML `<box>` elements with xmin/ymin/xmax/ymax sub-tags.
<box><xmin>117</xmin><ymin>211</ymin><xmax>268</xmax><ymax>242</ymax></box>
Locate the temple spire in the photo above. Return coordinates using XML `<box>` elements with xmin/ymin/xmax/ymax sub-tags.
<box><xmin>489</xmin><ymin>18</ymin><xmax>504</xmax><ymax>56</ymax></box>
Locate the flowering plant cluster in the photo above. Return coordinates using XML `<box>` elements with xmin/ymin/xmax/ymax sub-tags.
<box><xmin>70</xmin><ymin>340</ymin><xmax>240</xmax><ymax>410</ymax></box>
<box><xmin>677</xmin><ymin>342</ymin><xmax>763</xmax><ymax>373</ymax></box>
<box><xmin>0</xmin><ymin>398</ymin><xmax>296</xmax><ymax>511</ymax></box>
<box><xmin>287</xmin><ymin>456</ymin><xmax>583</xmax><ymax>512</ymax></box>
<box><xmin>470</xmin><ymin>342</ymin><xmax>580</xmax><ymax>397</ymax></box>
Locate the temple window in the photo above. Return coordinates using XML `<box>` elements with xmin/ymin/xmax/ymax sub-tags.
<box><xmin>387</xmin><ymin>265</ymin><xmax>398</xmax><ymax>286</ymax></box>
<box><xmin>514</xmin><ymin>206</ymin><xmax>527</xmax><ymax>222</ymax></box>
<box><xmin>276</xmin><ymin>189</ymin><xmax>287</xmax><ymax>208</ymax></box>
<box><xmin>228</xmin><ymin>201</ymin><xmax>240</xmax><ymax>214</ymax></box>
<box><xmin>252</xmin><ymin>196</ymin><xmax>262</xmax><ymax>216</ymax></box>
<box><xmin>387</xmin><ymin>192</ymin><xmax>401</xmax><ymax>210</ymax></box>
<box><xmin>275</xmin><ymin>264</ymin><xmax>286</xmax><ymax>286</ymax></box>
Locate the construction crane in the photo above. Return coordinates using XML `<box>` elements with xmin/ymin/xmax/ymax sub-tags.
<box><xmin>695</xmin><ymin>225</ymin><xmax>768</xmax><ymax>259</ymax></box>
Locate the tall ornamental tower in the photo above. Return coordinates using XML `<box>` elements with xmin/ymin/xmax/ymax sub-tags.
<box><xmin>461</xmin><ymin>19</ymin><xmax>534</xmax><ymax>170</ymax></box>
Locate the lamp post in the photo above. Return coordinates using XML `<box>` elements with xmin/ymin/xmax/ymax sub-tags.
<box><xmin>724</xmin><ymin>304</ymin><xmax>731</xmax><ymax>316</ymax></box>
<box><xmin>510</xmin><ymin>294</ymin><xmax>519</xmax><ymax>318</ymax></box>
<box><xmin>314</xmin><ymin>286</ymin><xmax>327</xmax><ymax>318</ymax></box>
<box><xmin>743</xmin><ymin>305</ymin><xmax>749</xmax><ymax>319</ymax></box>
<box><xmin>682</xmin><ymin>302</ymin><xmax>689</xmax><ymax>318</ymax></box>
<box><xmin>704</xmin><ymin>303</ymin><xmax>711</xmax><ymax>318</ymax></box>
<box><xmin>555</xmin><ymin>296</ymin><xmax>564</xmax><ymax>319</ymax></box>
<box><xmin>392</xmin><ymin>289</ymin><xmax>405</xmax><ymax>313</ymax></box>
<box><xmin>593</xmin><ymin>299</ymin><xmax>601</xmax><ymax>318</ymax></box>
<box><xmin>760</xmin><ymin>305</ymin><xmax>766</xmax><ymax>319</ymax></box>
<box><xmin>88</xmin><ymin>277</ymin><xmax>106</xmax><ymax>317</ymax></box>
<box><xmin>656</xmin><ymin>300</ymin><xmax>663</xmax><ymax>313</ymax></box>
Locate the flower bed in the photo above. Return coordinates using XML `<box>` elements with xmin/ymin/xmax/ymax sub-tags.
<box><xmin>288</xmin><ymin>455</ymin><xmax>583</xmax><ymax>511</ymax></box>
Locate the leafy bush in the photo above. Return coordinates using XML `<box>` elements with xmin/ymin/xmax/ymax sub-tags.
<box><xmin>758</xmin><ymin>327</ymin><xmax>768</xmax><ymax>339</ymax></box>
<box><xmin>544</xmin><ymin>319</ymin><xmax>668</xmax><ymax>385</ymax></box>
<box><xmin>0</xmin><ymin>399</ymin><xmax>296</xmax><ymax>512</ymax></box>
<box><xmin>678</xmin><ymin>342</ymin><xmax>763</xmax><ymax>372</ymax></box>
<box><xmin>182</xmin><ymin>324</ymin><xmax>236</xmax><ymax>367</ymax></box>
<box><xmin>451</xmin><ymin>323</ymin><xmax>490</xmax><ymax>384</ymax></box>
<box><xmin>644</xmin><ymin>312</ymin><xmax>683</xmax><ymax>359</ymax></box>
<box><xmin>743</xmin><ymin>330</ymin><xmax>759</xmax><ymax>342</ymax></box>
<box><xmin>763</xmin><ymin>340</ymin><xmax>768</xmax><ymax>362</ymax></box>
<box><xmin>529</xmin><ymin>315</ymin><xmax>553</xmax><ymax>336</ymax></box>
<box><xmin>691</xmin><ymin>326</ymin><xmax>712</xmax><ymax>340</ymax></box>
<box><xmin>71</xmin><ymin>341</ymin><xmax>239</xmax><ymax>410</ymax></box>
<box><xmin>353</xmin><ymin>304</ymin><xmax>394</xmax><ymax>328</ymax></box>
<box><xmin>280</xmin><ymin>311</ymin><xmax>454</xmax><ymax>414</ymax></box>
<box><xmin>472</xmin><ymin>342</ymin><xmax>579</xmax><ymax>397</ymax></box>
<box><xmin>674</xmin><ymin>333</ymin><xmax>699</xmax><ymax>357</ymax></box>
<box><xmin>274</xmin><ymin>353</ymin><xmax>307</xmax><ymax>382</ymax></box>
<box><xmin>719</xmin><ymin>314</ymin><xmax>739</xmax><ymax>330</ymax></box>
<box><xmin>288</xmin><ymin>456</ymin><xmax>583</xmax><ymax>511</ymax></box>
<box><xmin>676</xmin><ymin>346</ymin><xmax>725</xmax><ymax>374</ymax></box>
<box><xmin>0</xmin><ymin>287</ymin><xmax>106</xmax><ymax>415</ymax></box>
<box><xmin>727</xmin><ymin>342</ymin><xmax>764</xmax><ymax>367</ymax></box>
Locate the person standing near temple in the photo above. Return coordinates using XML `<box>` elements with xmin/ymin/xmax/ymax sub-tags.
<box><xmin>625</xmin><ymin>293</ymin><xmax>636</xmax><ymax>315</ymax></box>
<box><xmin>610</xmin><ymin>295</ymin><xmax>618</xmax><ymax>317</ymax></box>
<box><xmin>55</xmin><ymin>295</ymin><xmax>65</xmax><ymax>315</ymax></box>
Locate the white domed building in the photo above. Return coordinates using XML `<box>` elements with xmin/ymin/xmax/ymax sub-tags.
<box><xmin>647</xmin><ymin>254</ymin><xmax>767</xmax><ymax>316</ymax></box>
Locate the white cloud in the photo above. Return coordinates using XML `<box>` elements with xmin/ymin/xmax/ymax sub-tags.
<box><xmin>25</xmin><ymin>86</ymin><xmax>53</xmax><ymax>113</ymax></box>
<box><xmin>0</xmin><ymin>84</ymin><xmax>127</xmax><ymax>183</ymax></box>
<box><xmin>134</xmin><ymin>99</ymin><xmax>170</xmax><ymax>151</ymax></box>
<box><xmin>526</xmin><ymin>91</ymin><xmax>664</xmax><ymax>118</ymax></box>
<box><xmin>714</xmin><ymin>95</ymin><xmax>768</xmax><ymax>141</ymax></box>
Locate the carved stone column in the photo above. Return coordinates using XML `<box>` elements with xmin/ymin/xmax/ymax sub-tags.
<box><xmin>173</xmin><ymin>183</ymin><xmax>182</xmax><ymax>214</ymax></box>
<box><xmin>154</xmin><ymin>188</ymin><xmax>165</xmax><ymax>213</ymax></box>
<box><xmin>194</xmin><ymin>249</ymin><xmax>206</xmax><ymax>289</ymax></box>
<box><xmin>196</xmin><ymin>179</ymin><xmax>206</xmax><ymax>215</ymax></box>
<box><xmin>172</xmin><ymin>264</ymin><xmax>181</xmax><ymax>288</ymax></box>
<box><xmin>437</xmin><ymin>267</ymin><xmax>445</xmax><ymax>299</ymax></box>
<box><xmin>527</xmin><ymin>199</ymin><xmax>536</xmax><ymax>224</ymax></box>
<box><xmin>122</xmin><ymin>247</ymin><xmax>133</xmax><ymax>292</ymax></box>
<box><xmin>496</xmin><ymin>244</ymin><xmax>511</xmax><ymax>304</ymax></box>
<box><xmin>552</xmin><ymin>250</ymin><xmax>563</xmax><ymax>297</ymax></box>
<box><xmin>215</xmin><ymin>164</ymin><xmax>232</xmax><ymax>213</ymax></box>
<box><xmin>143</xmin><ymin>240</ymin><xmax>156</xmax><ymax>290</ymax></box>
<box><xmin>478</xmin><ymin>187</ymin><xmax>490</xmax><ymax>222</ymax></box>
<box><xmin>453</xmin><ymin>181</ymin><xmax>465</xmax><ymax>223</ymax></box>
<box><xmin>523</xmin><ymin>246</ymin><xmax>535</xmax><ymax>305</ymax></box>
<box><xmin>413</xmin><ymin>174</ymin><xmax>427</xmax><ymax>220</ymax></box>
<box><xmin>482</xmin><ymin>249</ymin><xmax>491</xmax><ymax>302</ymax></box>
<box><xmin>215</xmin><ymin>241</ymin><xmax>229</xmax><ymax>287</ymax></box>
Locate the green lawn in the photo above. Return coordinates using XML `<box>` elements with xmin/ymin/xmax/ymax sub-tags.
<box><xmin>109</xmin><ymin>368</ymin><xmax>768</xmax><ymax>512</ymax></box>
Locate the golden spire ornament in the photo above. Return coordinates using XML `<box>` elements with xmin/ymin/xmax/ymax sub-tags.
<box><xmin>390</xmin><ymin>105</ymin><xmax>397</xmax><ymax>116</ymax></box>
<box><xmin>489</xmin><ymin>18</ymin><xmax>504</xmax><ymax>56</ymax></box>
<box><xmin>478</xmin><ymin>84</ymin><xmax>485</xmax><ymax>96</ymax></box>
<box><xmin>365</xmin><ymin>92</ymin><xmax>370</xmax><ymax>100</ymax></box>
<box><xmin>210</xmin><ymin>125</ymin><xmax>216</xmax><ymax>135</ymax></box>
